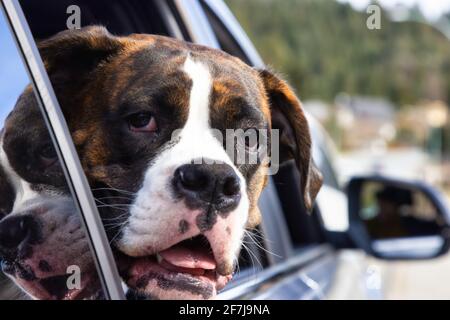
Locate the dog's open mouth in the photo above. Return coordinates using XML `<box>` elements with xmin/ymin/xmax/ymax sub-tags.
<box><xmin>118</xmin><ymin>235</ymin><xmax>232</xmax><ymax>299</ymax></box>
<box><xmin>2</xmin><ymin>260</ymin><xmax>99</xmax><ymax>300</ymax></box>
<box><xmin>12</xmin><ymin>270</ymin><xmax>99</xmax><ymax>300</ymax></box>
<box><xmin>37</xmin><ymin>274</ymin><xmax>94</xmax><ymax>300</ymax></box>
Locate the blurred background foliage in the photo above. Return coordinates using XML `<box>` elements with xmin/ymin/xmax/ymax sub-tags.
<box><xmin>226</xmin><ymin>0</ymin><xmax>450</xmax><ymax>189</ymax></box>
<box><xmin>226</xmin><ymin>0</ymin><xmax>450</xmax><ymax>107</ymax></box>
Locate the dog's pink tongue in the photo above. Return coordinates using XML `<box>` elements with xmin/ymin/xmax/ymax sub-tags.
<box><xmin>159</xmin><ymin>246</ymin><xmax>216</xmax><ymax>270</ymax></box>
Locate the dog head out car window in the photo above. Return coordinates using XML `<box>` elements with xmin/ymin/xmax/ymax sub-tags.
<box><xmin>36</xmin><ymin>26</ymin><xmax>322</xmax><ymax>300</ymax></box>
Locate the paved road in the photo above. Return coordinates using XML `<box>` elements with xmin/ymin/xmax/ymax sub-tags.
<box><xmin>368</xmin><ymin>255</ymin><xmax>450</xmax><ymax>299</ymax></box>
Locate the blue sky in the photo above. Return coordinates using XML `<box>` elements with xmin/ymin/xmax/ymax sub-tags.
<box><xmin>0</xmin><ymin>11</ymin><xmax>30</xmax><ymax>127</ymax></box>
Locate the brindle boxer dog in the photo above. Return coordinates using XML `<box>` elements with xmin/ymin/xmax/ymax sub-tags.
<box><xmin>4</xmin><ymin>26</ymin><xmax>322</xmax><ymax>300</ymax></box>
<box><xmin>0</xmin><ymin>89</ymin><xmax>100</xmax><ymax>299</ymax></box>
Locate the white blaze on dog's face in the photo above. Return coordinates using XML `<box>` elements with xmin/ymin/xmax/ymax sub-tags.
<box><xmin>111</xmin><ymin>56</ymin><xmax>253</xmax><ymax>300</ymax></box>
<box><xmin>119</xmin><ymin>56</ymin><xmax>249</xmax><ymax>275</ymax></box>
<box><xmin>38</xmin><ymin>26</ymin><xmax>323</xmax><ymax>300</ymax></box>
<box><xmin>0</xmin><ymin>93</ymin><xmax>99</xmax><ymax>300</ymax></box>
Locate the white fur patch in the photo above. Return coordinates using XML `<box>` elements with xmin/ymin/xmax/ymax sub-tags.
<box><xmin>0</xmin><ymin>137</ymin><xmax>39</xmax><ymax>212</ymax></box>
<box><xmin>118</xmin><ymin>56</ymin><xmax>249</xmax><ymax>268</ymax></box>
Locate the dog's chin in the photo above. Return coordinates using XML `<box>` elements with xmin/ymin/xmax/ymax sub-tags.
<box><xmin>3</xmin><ymin>261</ymin><xmax>101</xmax><ymax>300</ymax></box>
<box><xmin>116</xmin><ymin>235</ymin><xmax>233</xmax><ymax>300</ymax></box>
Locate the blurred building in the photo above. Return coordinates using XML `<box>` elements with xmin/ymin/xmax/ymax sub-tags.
<box><xmin>335</xmin><ymin>94</ymin><xmax>396</xmax><ymax>150</ymax></box>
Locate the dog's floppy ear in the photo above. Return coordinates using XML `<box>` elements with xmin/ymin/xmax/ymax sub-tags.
<box><xmin>38</xmin><ymin>26</ymin><xmax>125</xmax><ymax>82</ymax></box>
<box><xmin>259</xmin><ymin>69</ymin><xmax>323</xmax><ymax>211</ymax></box>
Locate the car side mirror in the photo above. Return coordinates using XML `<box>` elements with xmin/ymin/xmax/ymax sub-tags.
<box><xmin>347</xmin><ymin>175</ymin><xmax>450</xmax><ymax>260</ymax></box>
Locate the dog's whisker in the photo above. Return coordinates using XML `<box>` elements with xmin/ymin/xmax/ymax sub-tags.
<box><xmin>106</xmin><ymin>183</ymin><xmax>138</xmax><ymax>195</ymax></box>
<box><xmin>103</xmin><ymin>221</ymin><xmax>127</xmax><ymax>228</ymax></box>
<box><xmin>91</xmin><ymin>187</ymin><xmax>135</xmax><ymax>196</ymax></box>
<box><xmin>244</xmin><ymin>229</ymin><xmax>273</xmax><ymax>249</ymax></box>
<box><xmin>95</xmin><ymin>196</ymin><xmax>134</xmax><ymax>201</ymax></box>
<box><xmin>244</xmin><ymin>230</ymin><xmax>281</xmax><ymax>259</ymax></box>
<box><xmin>101</xmin><ymin>214</ymin><xmax>129</xmax><ymax>222</ymax></box>
<box><xmin>95</xmin><ymin>205</ymin><xmax>130</xmax><ymax>212</ymax></box>
<box><xmin>94</xmin><ymin>198</ymin><xmax>134</xmax><ymax>208</ymax></box>
<box><xmin>244</xmin><ymin>229</ymin><xmax>268</xmax><ymax>241</ymax></box>
<box><xmin>246</xmin><ymin>247</ymin><xmax>264</xmax><ymax>277</ymax></box>
<box><xmin>242</xmin><ymin>242</ymin><xmax>262</xmax><ymax>270</ymax></box>
<box><xmin>109</xmin><ymin>224</ymin><xmax>126</xmax><ymax>245</ymax></box>
<box><xmin>96</xmin><ymin>204</ymin><xmax>133</xmax><ymax>207</ymax></box>
<box><xmin>241</xmin><ymin>242</ymin><xmax>263</xmax><ymax>276</ymax></box>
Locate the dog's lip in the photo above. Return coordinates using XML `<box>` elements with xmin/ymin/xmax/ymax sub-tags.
<box><xmin>28</xmin><ymin>272</ymin><xmax>98</xmax><ymax>300</ymax></box>
<box><xmin>121</xmin><ymin>255</ymin><xmax>232</xmax><ymax>299</ymax></box>
<box><xmin>116</xmin><ymin>235</ymin><xmax>233</xmax><ymax>298</ymax></box>
<box><xmin>4</xmin><ymin>260</ymin><xmax>99</xmax><ymax>300</ymax></box>
<box><xmin>38</xmin><ymin>274</ymin><xmax>85</xmax><ymax>300</ymax></box>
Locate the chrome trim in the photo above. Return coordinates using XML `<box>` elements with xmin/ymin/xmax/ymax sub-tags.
<box><xmin>201</xmin><ymin>0</ymin><xmax>265</xmax><ymax>68</ymax></box>
<box><xmin>218</xmin><ymin>244</ymin><xmax>333</xmax><ymax>299</ymax></box>
<box><xmin>1</xmin><ymin>0</ymin><xmax>125</xmax><ymax>300</ymax></box>
<box><xmin>252</xmin><ymin>253</ymin><xmax>336</xmax><ymax>300</ymax></box>
<box><xmin>373</xmin><ymin>236</ymin><xmax>444</xmax><ymax>258</ymax></box>
<box><xmin>173</xmin><ymin>0</ymin><xmax>220</xmax><ymax>48</ymax></box>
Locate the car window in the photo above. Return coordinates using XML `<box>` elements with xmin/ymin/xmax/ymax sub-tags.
<box><xmin>13</xmin><ymin>0</ymin><xmax>274</xmax><ymax>300</ymax></box>
<box><xmin>19</xmin><ymin>0</ymin><xmax>170</xmax><ymax>39</ymax></box>
<box><xmin>199</xmin><ymin>0</ymin><xmax>249</xmax><ymax>63</ymax></box>
<box><xmin>0</xmin><ymin>7</ymin><xmax>106</xmax><ymax>300</ymax></box>
<box><xmin>17</xmin><ymin>0</ymin><xmax>179</xmax><ymax>300</ymax></box>
<box><xmin>309</xmin><ymin>123</ymin><xmax>341</xmax><ymax>191</ymax></box>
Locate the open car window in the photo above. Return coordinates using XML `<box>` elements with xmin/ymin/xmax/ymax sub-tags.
<box><xmin>5</xmin><ymin>0</ymin><xmax>273</xmax><ymax>300</ymax></box>
<box><xmin>0</xmin><ymin>5</ymin><xmax>107</xmax><ymax>300</ymax></box>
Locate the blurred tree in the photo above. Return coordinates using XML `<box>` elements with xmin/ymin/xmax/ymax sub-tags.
<box><xmin>226</xmin><ymin>0</ymin><xmax>450</xmax><ymax>108</ymax></box>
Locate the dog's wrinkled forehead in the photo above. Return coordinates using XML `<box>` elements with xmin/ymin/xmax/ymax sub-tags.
<box><xmin>103</xmin><ymin>38</ymin><xmax>271</xmax><ymax>125</ymax></box>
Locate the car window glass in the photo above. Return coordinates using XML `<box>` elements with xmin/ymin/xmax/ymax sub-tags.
<box><xmin>0</xmin><ymin>8</ymin><xmax>105</xmax><ymax>300</ymax></box>
<box><xmin>19</xmin><ymin>0</ymin><xmax>262</xmax><ymax>300</ymax></box>
<box><xmin>200</xmin><ymin>0</ymin><xmax>250</xmax><ymax>64</ymax></box>
<box><xmin>20</xmin><ymin>0</ymin><xmax>170</xmax><ymax>39</ymax></box>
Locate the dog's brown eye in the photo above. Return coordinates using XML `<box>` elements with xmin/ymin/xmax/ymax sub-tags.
<box><xmin>38</xmin><ymin>144</ymin><xmax>58</xmax><ymax>167</ymax></box>
<box><xmin>127</xmin><ymin>112</ymin><xmax>158</xmax><ymax>133</ymax></box>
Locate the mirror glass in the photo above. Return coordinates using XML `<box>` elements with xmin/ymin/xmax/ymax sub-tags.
<box><xmin>359</xmin><ymin>181</ymin><xmax>447</xmax><ymax>258</ymax></box>
<box><xmin>0</xmin><ymin>8</ymin><xmax>105</xmax><ymax>300</ymax></box>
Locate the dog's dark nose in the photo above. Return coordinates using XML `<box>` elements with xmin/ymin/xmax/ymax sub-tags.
<box><xmin>0</xmin><ymin>215</ymin><xmax>37</xmax><ymax>250</ymax></box>
<box><xmin>173</xmin><ymin>162</ymin><xmax>241</xmax><ymax>213</ymax></box>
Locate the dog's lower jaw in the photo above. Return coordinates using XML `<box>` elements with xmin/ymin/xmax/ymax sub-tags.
<box><xmin>114</xmin><ymin>233</ymin><xmax>237</xmax><ymax>300</ymax></box>
<box><xmin>7</xmin><ymin>267</ymin><xmax>101</xmax><ymax>300</ymax></box>
<box><xmin>118</xmin><ymin>258</ymin><xmax>232</xmax><ymax>300</ymax></box>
